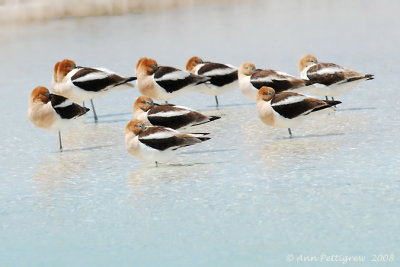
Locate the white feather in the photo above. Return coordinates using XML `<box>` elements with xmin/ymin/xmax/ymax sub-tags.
<box><xmin>140</xmin><ymin>130</ymin><xmax>176</xmax><ymax>140</ymax></box>
<box><xmin>271</xmin><ymin>95</ymin><xmax>307</xmax><ymax>106</ymax></box>
<box><xmin>73</xmin><ymin>71</ymin><xmax>109</xmax><ymax>82</ymax></box>
<box><xmin>96</xmin><ymin>68</ymin><xmax>116</xmax><ymax>74</ymax></box>
<box><xmin>252</xmin><ymin>71</ymin><xmax>294</xmax><ymax>82</ymax></box>
<box><xmin>201</xmin><ymin>67</ymin><xmax>236</xmax><ymax>77</ymax></box>
<box><xmin>193</xmin><ymin>64</ymin><xmax>204</xmax><ymax>74</ymax></box>
<box><xmin>148</xmin><ymin>109</ymin><xmax>191</xmax><ymax>118</ymax></box>
<box><xmin>53</xmin><ymin>99</ymin><xmax>74</xmax><ymax>108</ymax></box>
<box><xmin>312</xmin><ymin>67</ymin><xmax>344</xmax><ymax>75</ymax></box>
<box><xmin>300</xmin><ymin>65</ymin><xmax>314</xmax><ymax>79</ymax></box>
<box><xmin>155</xmin><ymin>70</ymin><xmax>190</xmax><ymax>81</ymax></box>
<box><xmin>275</xmin><ymin>71</ymin><xmax>293</xmax><ymax>77</ymax></box>
<box><xmin>252</xmin><ymin>75</ymin><xmax>278</xmax><ymax>82</ymax></box>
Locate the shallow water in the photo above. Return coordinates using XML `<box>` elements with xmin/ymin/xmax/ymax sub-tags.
<box><xmin>1</xmin><ymin>0</ymin><xmax>400</xmax><ymax>266</ymax></box>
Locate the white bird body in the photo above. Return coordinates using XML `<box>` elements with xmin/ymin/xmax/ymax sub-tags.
<box><xmin>298</xmin><ymin>55</ymin><xmax>374</xmax><ymax>98</ymax></box>
<box><xmin>133</xmin><ymin>96</ymin><xmax>220</xmax><ymax>129</ymax></box>
<box><xmin>256</xmin><ymin>86</ymin><xmax>341</xmax><ymax>137</ymax></box>
<box><xmin>52</xmin><ymin>67</ymin><xmax>134</xmax><ymax>103</ymax></box>
<box><xmin>125</xmin><ymin>119</ymin><xmax>210</xmax><ymax>164</ymax></box>
<box><xmin>28</xmin><ymin>86</ymin><xmax>90</xmax><ymax>151</ymax></box>
<box><xmin>136</xmin><ymin>57</ymin><xmax>210</xmax><ymax>101</ymax></box>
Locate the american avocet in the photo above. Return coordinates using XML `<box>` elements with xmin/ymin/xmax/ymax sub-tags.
<box><xmin>125</xmin><ymin>119</ymin><xmax>210</xmax><ymax>166</ymax></box>
<box><xmin>52</xmin><ymin>59</ymin><xmax>136</xmax><ymax>122</ymax></box>
<box><xmin>238</xmin><ymin>62</ymin><xmax>314</xmax><ymax>102</ymax></box>
<box><xmin>186</xmin><ymin>56</ymin><xmax>238</xmax><ymax>106</ymax></box>
<box><xmin>256</xmin><ymin>86</ymin><xmax>341</xmax><ymax>137</ymax></box>
<box><xmin>28</xmin><ymin>86</ymin><xmax>89</xmax><ymax>151</ymax></box>
<box><xmin>136</xmin><ymin>57</ymin><xmax>210</xmax><ymax>102</ymax></box>
<box><xmin>133</xmin><ymin>96</ymin><xmax>220</xmax><ymax>129</ymax></box>
<box><xmin>298</xmin><ymin>54</ymin><xmax>374</xmax><ymax>100</ymax></box>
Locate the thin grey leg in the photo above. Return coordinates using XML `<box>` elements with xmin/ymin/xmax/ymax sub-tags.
<box><xmin>215</xmin><ymin>96</ymin><xmax>219</xmax><ymax>107</ymax></box>
<box><xmin>58</xmin><ymin>131</ymin><xmax>63</xmax><ymax>152</ymax></box>
<box><xmin>90</xmin><ymin>99</ymin><xmax>98</xmax><ymax>122</ymax></box>
<box><xmin>325</xmin><ymin>96</ymin><xmax>328</xmax><ymax>101</ymax></box>
<box><xmin>288</xmin><ymin>128</ymin><xmax>292</xmax><ymax>138</ymax></box>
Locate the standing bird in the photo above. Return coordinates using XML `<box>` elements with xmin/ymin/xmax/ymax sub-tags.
<box><xmin>28</xmin><ymin>86</ymin><xmax>90</xmax><ymax>151</ymax></box>
<box><xmin>185</xmin><ymin>56</ymin><xmax>238</xmax><ymax>106</ymax></box>
<box><xmin>298</xmin><ymin>54</ymin><xmax>374</xmax><ymax>100</ymax></box>
<box><xmin>256</xmin><ymin>86</ymin><xmax>341</xmax><ymax>137</ymax></box>
<box><xmin>125</xmin><ymin>119</ymin><xmax>210</xmax><ymax>166</ymax></box>
<box><xmin>52</xmin><ymin>59</ymin><xmax>136</xmax><ymax>122</ymax></box>
<box><xmin>238</xmin><ymin>62</ymin><xmax>314</xmax><ymax>102</ymax></box>
<box><xmin>135</xmin><ymin>57</ymin><xmax>210</xmax><ymax>102</ymax></box>
<box><xmin>133</xmin><ymin>96</ymin><xmax>220</xmax><ymax>129</ymax></box>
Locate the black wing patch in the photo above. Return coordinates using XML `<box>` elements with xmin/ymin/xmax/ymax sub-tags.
<box><xmin>154</xmin><ymin>66</ymin><xmax>210</xmax><ymax>93</ymax></box>
<box><xmin>251</xmin><ymin>70</ymin><xmax>306</xmax><ymax>93</ymax></box>
<box><xmin>148</xmin><ymin>116</ymin><xmax>188</xmax><ymax>129</ymax></box>
<box><xmin>50</xmin><ymin>94</ymin><xmax>89</xmax><ymax>119</ymax></box>
<box><xmin>153</xmin><ymin>66</ymin><xmax>179</xmax><ymax>78</ymax></box>
<box><xmin>72</xmin><ymin>68</ymin><xmax>134</xmax><ymax>92</ymax></box>
<box><xmin>272</xmin><ymin>101</ymin><xmax>315</xmax><ymax>119</ymax></box>
<box><xmin>137</xmin><ymin>126</ymin><xmax>183</xmax><ymax>151</ymax></box>
<box><xmin>251</xmin><ymin>79</ymin><xmax>296</xmax><ymax>93</ymax></box>
<box><xmin>138</xmin><ymin>126</ymin><xmax>206</xmax><ymax>151</ymax></box>
<box><xmin>271</xmin><ymin>93</ymin><xmax>329</xmax><ymax>119</ymax></box>
<box><xmin>197</xmin><ymin>63</ymin><xmax>229</xmax><ymax>74</ymax></box>
<box><xmin>307</xmin><ymin>63</ymin><xmax>346</xmax><ymax>86</ymax></box>
<box><xmin>198</xmin><ymin>63</ymin><xmax>238</xmax><ymax>87</ymax></box>
<box><xmin>208</xmin><ymin>70</ymin><xmax>238</xmax><ymax>87</ymax></box>
<box><xmin>138</xmin><ymin>136</ymin><xmax>185</xmax><ymax>151</ymax></box>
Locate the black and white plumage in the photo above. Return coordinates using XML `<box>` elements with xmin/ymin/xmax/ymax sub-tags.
<box><xmin>28</xmin><ymin>86</ymin><xmax>89</xmax><ymax>151</ymax></box>
<box><xmin>133</xmin><ymin>96</ymin><xmax>220</xmax><ymax>129</ymax></box>
<box><xmin>70</xmin><ymin>68</ymin><xmax>136</xmax><ymax>92</ymax></box>
<box><xmin>238</xmin><ymin>62</ymin><xmax>313</xmax><ymax>102</ymax></box>
<box><xmin>49</xmin><ymin>93</ymin><xmax>89</xmax><ymax>120</ymax></box>
<box><xmin>298</xmin><ymin>54</ymin><xmax>374</xmax><ymax>98</ymax></box>
<box><xmin>186</xmin><ymin>56</ymin><xmax>238</xmax><ymax>106</ymax></box>
<box><xmin>136</xmin><ymin>57</ymin><xmax>210</xmax><ymax>101</ymax></box>
<box><xmin>52</xmin><ymin>59</ymin><xmax>136</xmax><ymax>121</ymax></box>
<box><xmin>125</xmin><ymin>119</ymin><xmax>210</xmax><ymax>165</ymax></box>
<box><xmin>256</xmin><ymin>86</ymin><xmax>341</xmax><ymax>137</ymax></box>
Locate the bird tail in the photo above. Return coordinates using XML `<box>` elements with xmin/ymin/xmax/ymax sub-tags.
<box><xmin>320</xmin><ymin>100</ymin><xmax>342</xmax><ymax>108</ymax></box>
<box><xmin>364</xmin><ymin>74</ymin><xmax>374</xmax><ymax>80</ymax></box>
<box><xmin>191</xmin><ymin>116</ymin><xmax>221</xmax><ymax>127</ymax></box>
<box><xmin>113</xmin><ymin>76</ymin><xmax>137</xmax><ymax>89</ymax></box>
<box><xmin>209</xmin><ymin>116</ymin><xmax>221</xmax><ymax>122</ymax></box>
<box><xmin>342</xmin><ymin>74</ymin><xmax>374</xmax><ymax>84</ymax></box>
<box><xmin>77</xmin><ymin>106</ymin><xmax>90</xmax><ymax>117</ymax></box>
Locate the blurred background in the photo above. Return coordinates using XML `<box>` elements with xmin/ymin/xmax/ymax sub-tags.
<box><xmin>1</xmin><ymin>0</ymin><xmax>399</xmax><ymax>266</ymax></box>
<box><xmin>0</xmin><ymin>0</ymin><xmax>239</xmax><ymax>23</ymax></box>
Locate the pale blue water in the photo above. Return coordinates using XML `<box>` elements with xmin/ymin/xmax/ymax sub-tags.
<box><xmin>1</xmin><ymin>0</ymin><xmax>399</xmax><ymax>266</ymax></box>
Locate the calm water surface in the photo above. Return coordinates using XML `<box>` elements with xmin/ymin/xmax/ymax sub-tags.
<box><xmin>1</xmin><ymin>0</ymin><xmax>399</xmax><ymax>266</ymax></box>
